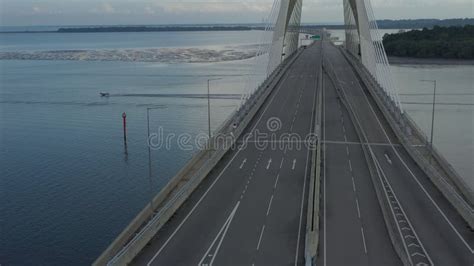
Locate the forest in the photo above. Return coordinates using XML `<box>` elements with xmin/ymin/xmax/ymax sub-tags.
<box><xmin>383</xmin><ymin>25</ymin><xmax>474</xmax><ymax>59</ymax></box>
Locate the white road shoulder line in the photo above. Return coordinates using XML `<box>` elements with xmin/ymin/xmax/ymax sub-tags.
<box><xmin>359</xmin><ymin>80</ymin><xmax>473</xmax><ymax>253</ymax></box>
<box><xmin>198</xmin><ymin>201</ymin><xmax>240</xmax><ymax>266</ymax></box>
<box><xmin>146</xmin><ymin>60</ymin><xmax>293</xmax><ymax>266</ymax></box>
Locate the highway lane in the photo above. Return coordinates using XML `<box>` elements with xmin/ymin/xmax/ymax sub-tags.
<box><xmin>324</xmin><ymin>42</ymin><xmax>474</xmax><ymax>265</ymax></box>
<box><xmin>318</xmin><ymin>70</ymin><xmax>400</xmax><ymax>266</ymax></box>
<box><xmin>132</xmin><ymin>43</ymin><xmax>322</xmax><ymax>265</ymax></box>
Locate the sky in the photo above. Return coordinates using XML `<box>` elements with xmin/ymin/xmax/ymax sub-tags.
<box><xmin>0</xmin><ymin>0</ymin><xmax>473</xmax><ymax>26</ymax></box>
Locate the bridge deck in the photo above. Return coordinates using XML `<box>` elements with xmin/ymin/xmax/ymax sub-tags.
<box><xmin>132</xmin><ymin>43</ymin><xmax>322</xmax><ymax>265</ymax></box>
<box><xmin>321</xmin><ymin>41</ymin><xmax>473</xmax><ymax>265</ymax></box>
<box><xmin>319</xmin><ymin>69</ymin><xmax>400</xmax><ymax>265</ymax></box>
<box><xmin>127</xmin><ymin>40</ymin><xmax>473</xmax><ymax>266</ymax></box>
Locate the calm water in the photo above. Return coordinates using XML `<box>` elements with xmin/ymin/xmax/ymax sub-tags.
<box><xmin>329</xmin><ymin>29</ymin><xmax>474</xmax><ymax>188</ymax></box>
<box><xmin>0</xmin><ymin>31</ymin><xmax>264</xmax><ymax>265</ymax></box>
<box><xmin>1</xmin><ymin>30</ymin><xmax>472</xmax><ymax>265</ymax></box>
<box><xmin>393</xmin><ymin>65</ymin><xmax>474</xmax><ymax>187</ymax></box>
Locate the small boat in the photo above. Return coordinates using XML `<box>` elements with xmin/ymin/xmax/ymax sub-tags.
<box><xmin>100</xmin><ymin>92</ymin><xmax>110</xmax><ymax>97</ymax></box>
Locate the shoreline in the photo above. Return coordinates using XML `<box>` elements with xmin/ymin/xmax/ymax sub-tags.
<box><xmin>388</xmin><ymin>56</ymin><xmax>474</xmax><ymax>66</ymax></box>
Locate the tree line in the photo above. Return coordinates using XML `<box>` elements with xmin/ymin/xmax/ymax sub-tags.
<box><xmin>382</xmin><ymin>25</ymin><xmax>474</xmax><ymax>59</ymax></box>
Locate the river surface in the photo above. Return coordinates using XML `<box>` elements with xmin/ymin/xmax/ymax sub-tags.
<box><xmin>1</xmin><ymin>29</ymin><xmax>472</xmax><ymax>265</ymax></box>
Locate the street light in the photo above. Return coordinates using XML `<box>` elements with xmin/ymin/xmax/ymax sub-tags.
<box><xmin>207</xmin><ymin>78</ymin><xmax>222</xmax><ymax>140</ymax></box>
<box><xmin>420</xmin><ymin>79</ymin><xmax>437</xmax><ymax>163</ymax></box>
<box><xmin>146</xmin><ymin>107</ymin><xmax>163</xmax><ymax>211</ymax></box>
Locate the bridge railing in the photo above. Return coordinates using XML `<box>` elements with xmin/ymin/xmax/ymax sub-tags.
<box><xmin>323</xmin><ymin>57</ymin><xmax>412</xmax><ymax>266</ymax></box>
<box><xmin>93</xmin><ymin>46</ymin><xmax>306</xmax><ymax>266</ymax></box>
<box><xmin>339</xmin><ymin>46</ymin><xmax>474</xmax><ymax>228</ymax></box>
<box><xmin>304</xmin><ymin>45</ymin><xmax>323</xmax><ymax>266</ymax></box>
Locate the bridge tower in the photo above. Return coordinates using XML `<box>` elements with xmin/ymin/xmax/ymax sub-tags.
<box><xmin>343</xmin><ymin>0</ymin><xmax>403</xmax><ymax>111</ymax></box>
<box><xmin>262</xmin><ymin>0</ymin><xmax>402</xmax><ymax>113</ymax></box>
<box><xmin>267</xmin><ymin>0</ymin><xmax>303</xmax><ymax>76</ymax></box>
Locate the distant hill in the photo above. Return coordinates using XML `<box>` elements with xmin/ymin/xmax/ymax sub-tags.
<box><xmin>57</xmin><ymin>26</ymin><xmax>252</xmax><ymax>33</ymax></box>
<box><xmin>376</xmin><ymin>18</ymin><xmax>474</xmax><ymax>29</ymax></box>
<box><xmin>300</xmin><ymin>18</ymin><xmax>474</xmax><ymax>30</ymax></box>
<box><xmin>383</xmin><ymin>25</ymin><xmax>474</xmax><ymax>59</ymax></box>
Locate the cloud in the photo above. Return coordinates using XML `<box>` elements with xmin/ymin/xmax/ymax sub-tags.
<box><xmin>32</xmin><ymin>6</ymin><xmax>44</xmax><ymax>13</ymax></box>
<box><xmin>89</xmin><ymin>2</ymin><xmax>117</xmax><ymax>14</ymax></box>
<box><xmin>159</xmin><ymin>1</ymin><xmax>272</xmax><ymax>15</ymax></box>
<box><xmin>102</xmin><ymin>3</ymin><xmax>115</xmax><ymax>13</ymax></box>
<box><xmin>1</xmin><ymin>0</ymin><xmax>472</xmax><ymax>26</ymax></box>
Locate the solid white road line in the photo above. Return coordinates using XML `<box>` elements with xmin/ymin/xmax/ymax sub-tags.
<box><xmin>295</xmin><ymin>55</ymin><xmax>319</xmax><ymax>266</ymax></box>
<box><xmin>292</xmin><ymin>159</ymin><xmax>297</xmax><ymax>170</ymax></box>
<box><xmin>358</xmin><ymin>77</ymin><xmax>473</xmax><ymax>253</ymax></box>
<box><xmin>323</xmin><ymin>72</ymin><xmax>328</xmax><ymax>266</ymax></box>
<box><xmin>323</xmin><ymin>140</ymin><xmax>398</xmax><ymax>146</ymax></box>
<box><xmin>146</xmin><ymin>147</ymin><xmax>244</xmax><ymax>266</ymax></box>
<box><xmin>198</xmin><ymin>202</ymin><xmax>240</xmax><ymax>266</ymax></box>
<box><xmin>280</xmin><ymin>157</ymin><xmax>284</xmax><ymax>169</ymax></box>
<box><xmin>146</xmin><ymin>60</ymin><xmax>293</xmax><ymax>266</ymax></box>
<box><xmin>373</xmin><ymin>157</ymin><xmax>433</xmax><ymax>265</ymax></box>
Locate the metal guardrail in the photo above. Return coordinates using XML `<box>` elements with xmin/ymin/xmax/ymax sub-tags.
<box><xmin>323</xmin><ymin>60</ymin><xmax>412</xmax><ymax>266</ymax></box>
<box><xmin>340</xmin><ymin>47</ymin><xmax>474</xmax><ymax>228</ymax></box>
<box><xmin>94</xmin><ymin>47</ymin><xmax>305</xmax><ymax>266</ymax></box>
<box><xmin>304</xmin><ymin>47</ymin><xmax>323</xmax><ymax>266</ymax></box>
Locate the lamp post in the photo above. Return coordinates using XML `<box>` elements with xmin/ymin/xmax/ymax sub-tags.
<box><xmin>146</xmin><ymin>107</ymin><xmax>163</xmax><ymax>211</ymax></box>
<box><xmin>420</xmin><ymin>79</ymin><xmax>437</xmax><ymax>164</ymax></box>
<box><xmin>207</xmin><ymin>78</ymin><xmax>222</xmax><ymax>140</ymax></box>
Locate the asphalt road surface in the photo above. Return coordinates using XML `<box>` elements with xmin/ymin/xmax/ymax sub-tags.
<box><xmin>130</xmin><ymin>40</ymin><xmax>473</xmax><ymax>266</ymax></box>
<box><xmin>317</xmin><ymin>69</ymin><xmax>400</xmax><ymax>266</ymax></box>
<box><xmin>132</xmin><ymin>43</ymin><xmax>322</xmax><ymax>266</ymax></box>
<box><xmin>322</xmin><ymin>41</ymin><xmax>473</xmax><ymax>266</ymax></box>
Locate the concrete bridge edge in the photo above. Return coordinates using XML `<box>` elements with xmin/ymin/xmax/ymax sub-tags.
<box><xmin>338</xmin><ymin>46</ymin><xmax>474</xmax><ymax>229</ymax></box>
<box><xmin>323</xmin><ymin>59</ymin><xmax>411</xmax><ymax>266</ymax></box>
<box><xmin>93</xmin><ymin>48</ymin><xmax>306</xmax><ymax>266</ymax></box>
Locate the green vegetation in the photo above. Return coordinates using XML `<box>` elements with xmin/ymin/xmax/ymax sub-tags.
<box><xmin>383</xmin><ymin>25</ymin><xmax>474</xmax><ymax>59</ymax></box>
<box><xmin>376</xmin><ymin>18</ymin><xmax>474</xmax><ymax>29</ymax></box>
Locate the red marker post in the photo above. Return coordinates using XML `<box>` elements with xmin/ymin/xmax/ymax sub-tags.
<box><xmin>122</xmin><ymin>112</ymin><xmax>127</xmax><ymax>144</ymax></box>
